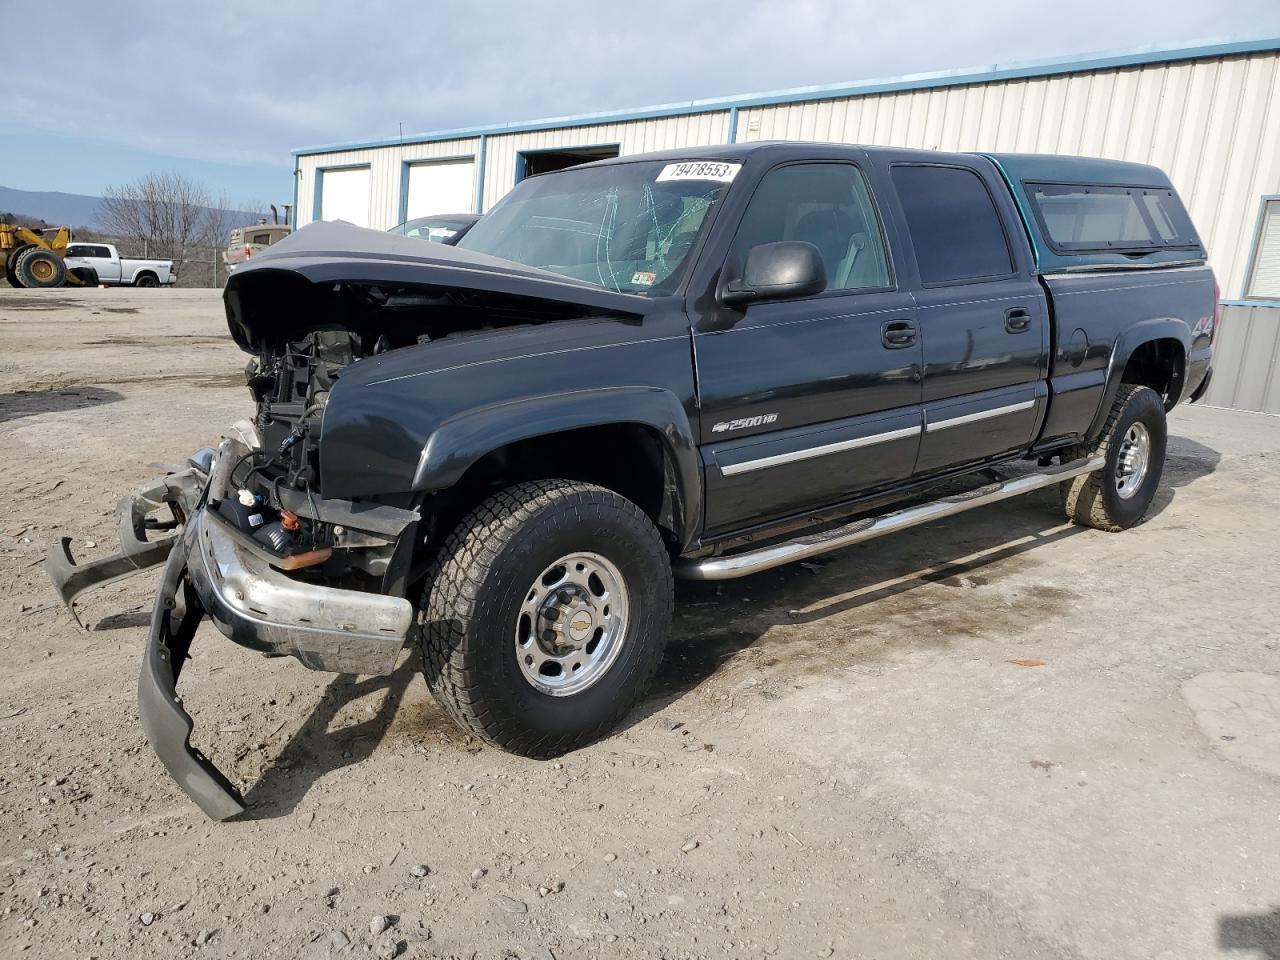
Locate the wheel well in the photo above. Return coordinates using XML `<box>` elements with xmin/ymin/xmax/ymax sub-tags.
<box><xmin>135</xmin><ymin>270</ymin><xmax>158</xmax><ymax>282</ymax></box>
<box><xmin>441</xmin><ymin>424</ymin><xmax>681</xmax><ymax>543</ymax></box>
<box><xmin>1121</xmin><ymin>338</ymin><xmax>1185</xmax><ymax>407</ymax></box>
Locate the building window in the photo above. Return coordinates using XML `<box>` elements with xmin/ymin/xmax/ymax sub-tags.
<box><xmin>1246</xmin><ymin>198</ymin><xmax>1280</xmax><ymax>300</ymax></box>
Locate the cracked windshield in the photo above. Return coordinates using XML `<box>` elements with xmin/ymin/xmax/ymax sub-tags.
<box><xmin>457</xmin><ymin>159</ymin><xmax>739</xmax><ymax>294</ymax></box>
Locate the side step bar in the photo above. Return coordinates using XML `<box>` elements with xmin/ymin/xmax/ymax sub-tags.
<box><xmin>674</xmin><ymin>455</ymin><xmax>1105</xmax><ymax>581</ymax></box>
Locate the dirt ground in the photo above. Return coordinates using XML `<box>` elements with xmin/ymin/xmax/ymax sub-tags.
<box><xmin>1</xmin><ymin>288</ymin><xmax>1278</xmax><ymax>960</ymax></box>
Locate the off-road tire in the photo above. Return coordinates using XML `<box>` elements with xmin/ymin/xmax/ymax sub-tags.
<box><xmin>134</xmin><ymin>272</ymin><xmax>160</xmax><ymax>288</ymax></box>
<box><xmin>1061</xmin><ymin>384</ymin><xmax>1166</xmax><ymax>531</ymax></box>
<box><xmin>5</xmin><ymin>244</ymin><xmax>34</xmax><ymax>287</ymax></box>
<box><xmin>14</xmin><ymin>247</ymin><xmax>67</xmax><ymax>288</ymax></box>
<box><xmin>417</xmin><ymin>480</ymin><xmax>674</xmax><ymax>757</ymax></box>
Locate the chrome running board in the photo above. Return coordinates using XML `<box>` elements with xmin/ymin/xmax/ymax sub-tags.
<box><xmin>674</xmin><ymin>455</ymin><xmax>1105</xmax><ymax>581</ymax></box>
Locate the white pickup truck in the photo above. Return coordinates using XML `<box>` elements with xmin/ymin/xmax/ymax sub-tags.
<box><xmin>63</xmin><ymin>243</ymin><xmax>177</xmax><ymax>287</ymax></box>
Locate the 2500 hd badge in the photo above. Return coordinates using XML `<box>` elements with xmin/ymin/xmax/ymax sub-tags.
<box><xmin>49</xmin><ymin>143</ymin><xmax>1214</xmax><ymax>819</ymax></box>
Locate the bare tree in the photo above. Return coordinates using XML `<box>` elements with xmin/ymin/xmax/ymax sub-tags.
<box><xmin>98</xmin><ymin>173</ymin><xmax>270</xmax><ymax>287</ymax></box>
<box><xmin>99</xmin><ymin>171</ymin><xmax>211</xmax><ymax>264</ymax></box>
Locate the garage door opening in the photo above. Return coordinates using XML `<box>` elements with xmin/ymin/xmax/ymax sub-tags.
<box><xmin>517</xmin><ymin>145</ymin><xmax>620</xmax><ymax>181</ymax></box>
<box><xmin>318</xmin><ymin>166</ymin><xmax>372</xmax><ymax>227</ymax></box>
<box><xmin>405</xmin><ymin>158</ymin><xmax>476</xmax><ymax>220</ymax></box>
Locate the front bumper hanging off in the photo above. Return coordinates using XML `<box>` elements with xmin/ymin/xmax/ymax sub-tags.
<box><xmin>46</xmin><ymin>431</ymin><xmax>417</xmax><ymax>820</ymax></box>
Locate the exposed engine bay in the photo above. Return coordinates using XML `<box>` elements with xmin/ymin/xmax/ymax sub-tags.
<box><xmin>220</xmin><ymin>278</ymin><xmax>614</xmax><ymax>589</ymax></box>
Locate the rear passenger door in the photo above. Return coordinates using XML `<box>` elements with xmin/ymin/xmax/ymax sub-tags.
<box><xmin>887</xmin><ymin>161</ymin><xmax>1049</xmax><ymax>475</ymax></box>
<box><xmin>694</xmin><ymin>160</ymin><xmax>923</xmax><ymax>538</ymax></box>
<box><xmin>65</xmin><ymin>244</ymin><xmax>116</xmax><ymax>281</ymax></box>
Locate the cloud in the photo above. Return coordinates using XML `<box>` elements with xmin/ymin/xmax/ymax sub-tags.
<box><xmin>6</xmin><ymin>0</ymin><xmax>1278</xmax><ymax>167</ymax></box>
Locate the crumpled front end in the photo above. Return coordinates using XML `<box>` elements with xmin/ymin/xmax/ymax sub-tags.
<box><xmin>47</xmin><ymin>426</ymin><xmax>420</xmax><ymax>820</ymax></box>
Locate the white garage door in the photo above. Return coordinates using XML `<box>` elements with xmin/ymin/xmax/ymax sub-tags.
<box><xmin>406</xmin><ymin>159</ymin><xmax>475</xmax><ymax>219</ymax></box>
<box><xmin>320</xmin><ymin>167</ymin><xmax>371</xmax><ymax>226</ymax></box>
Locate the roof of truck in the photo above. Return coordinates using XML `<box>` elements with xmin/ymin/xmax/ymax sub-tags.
<box><xmin>574</xmin><ymin>143</ymin><xmax>1207</xmax><ymax>275</ymax></box>
<box><xmin>983</xmin><ymin>152</ymin><xmax>1175</xmax><ymax>189</ymax></box>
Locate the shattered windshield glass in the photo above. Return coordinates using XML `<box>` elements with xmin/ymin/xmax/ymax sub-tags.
<box><xmin>456</xmin><ymin>159</ymin><xmax>739</xmax><ymax>295</ymax></box>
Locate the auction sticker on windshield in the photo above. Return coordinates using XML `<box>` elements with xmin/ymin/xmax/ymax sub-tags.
<box><xmin>656</xmin><ymin>161</ymin><xmax>741</xmax><ymax>183</ymax></box>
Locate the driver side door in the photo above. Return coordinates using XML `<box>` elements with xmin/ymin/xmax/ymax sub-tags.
<box><xmin>693</xmin><ymin>160</ymin><xmax>923</xmax><ymax>539</ymax></box>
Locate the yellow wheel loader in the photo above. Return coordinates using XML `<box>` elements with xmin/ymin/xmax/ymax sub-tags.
<box><xmin>1</xmin><ymin>223</ymin><xmax>93</xmax><ymax>288</ymax></box>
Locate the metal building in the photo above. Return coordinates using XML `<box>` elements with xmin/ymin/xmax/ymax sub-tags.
<box><xmin>293</xmin><ymin>37</ymin><xmax>1280</xmax><ymax>414</ymax></box>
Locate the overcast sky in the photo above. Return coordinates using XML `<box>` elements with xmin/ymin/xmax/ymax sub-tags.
<box><xmin>5</xmin><ymin>0</ymin><xmax>1279</xmax><ymax>205</ymax></box>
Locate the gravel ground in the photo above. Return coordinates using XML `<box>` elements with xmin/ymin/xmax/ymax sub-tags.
<box><xmin>1</xmin><ymin>288</ymin><xmax>1277</xmax><ymax>960</ymax></box>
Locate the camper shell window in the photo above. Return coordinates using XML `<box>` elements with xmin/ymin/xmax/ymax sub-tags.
<box><xmin>1026</xmin><ymin>182</ymin><xmax>1200</xmax><ymax>255</ymax></box>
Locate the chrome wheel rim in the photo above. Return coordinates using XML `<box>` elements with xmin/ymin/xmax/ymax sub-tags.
<box><xmin>1115</xmin><ymin>421</ymin><xmax>1151</xmax><ymax>499</ymax></box>
<box><xmin>515</xmin><ymin>552</ymin><xmax>629</xmax><ymax>696</ymax></box>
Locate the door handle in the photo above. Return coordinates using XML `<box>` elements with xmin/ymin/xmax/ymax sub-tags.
<box><xmin>881</xmin><ymin>319</ymin><xmax>917</xmax><ymax>349</ymax></box>
<box><xmin>1005</xmin><ymin>308</ymin><xmax>1032</xmax><ymax>333</ymax></box>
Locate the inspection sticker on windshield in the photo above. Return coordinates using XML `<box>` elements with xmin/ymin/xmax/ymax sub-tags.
<box><xmin>656</xmin><ymin>161</ymin><xmax>741</xmax><ymax>183</ymax></box>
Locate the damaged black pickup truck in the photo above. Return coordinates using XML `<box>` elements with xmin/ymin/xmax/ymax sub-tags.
<box><xmin>49</xmin><ymin>143</ymin><xmax>1216</xmax><ymax>819</ymax></box>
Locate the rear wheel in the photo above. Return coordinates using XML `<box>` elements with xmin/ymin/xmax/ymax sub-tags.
<box><xmin>1061</xmin><ymin>384</ymin><xmax>1167</xmax><ymax>531</ymax></box>
<box><xmin>134</xmin><ymin>272</ymin><xmax>160</xmax><ymax>288</ymax></box>
<box><xmin>14</xmin><ymin>248</ymin><xmax>67</xmax><ymax>288</ymax></box>
<box><xmin>5</xmin><ymin>244</ymin><xmax>34</xmax><ymax>287</ymax></box>
<box><xmin>417</xmin><ymin>480</ymin><xmax>674</xmax><ymax>757</ymax></box>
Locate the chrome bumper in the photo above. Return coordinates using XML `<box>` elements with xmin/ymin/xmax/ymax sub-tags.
<box><xmin>186</xmin><ymin>505</ymin><xmax>413</xmax><ymax>675</ymax></box>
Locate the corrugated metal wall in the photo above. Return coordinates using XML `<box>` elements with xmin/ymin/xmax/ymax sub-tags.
<box><xmin>735</xmin><ymin>50</ymin><xmax>1280</xmax><ymax>299</ymax></box>
<box><xmin>1204</xmin><ymin>303</ymin><xmax>1280</xmax><ymax>415</ymax></box>
<box><xmin>480</xmin><ymin>111</ymin><xmax>731</xmax><ymax>209</ymax></box>
<box><xmin>297</xmin><ymin>48</ymin><xmax>1280</xmax><ymax>301</ymax></box>
<box><xmin>294</xmin><ymin>46</ymin><xmax>1280</xmax><ymax>415</ymax></box>
<box><xmin>297</xmin><ymin>138</ymin><xmax>480</xmax><ymax>231</ymax></box>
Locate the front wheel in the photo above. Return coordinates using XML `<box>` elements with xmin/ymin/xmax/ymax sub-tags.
<box><xmin>417</xmin><ymin>480</ymin><xmax>673</xmax><ymax>758</ymax></box>
<box><xmin>5</xmin><ymin>244</ymin><xmax>34</xmax><ymax>287</ymax></box>
<box><xmin>1061</xmin><ymin>384</ymin><xmax>1167</xmax><ymax>531</ymax></box>
<box><xmin>14</xmin><ymin>248</ymin><xmax>67</xmax><ymax>288</ymax></box>
<box><xmin>68</xmin><ymin>266</ymin><xmax>99</xmax><ymax>287</ymax></box>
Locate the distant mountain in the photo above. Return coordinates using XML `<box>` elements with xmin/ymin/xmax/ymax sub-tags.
<box><xmin>0</xmin><ymin>186</ymin><xmax>109</xmax><ymax>230</ymax></box>
<box><xmin>0</xmin><ymin>184</ymin><xmax>265</xmax><ymax>234</ymax></box>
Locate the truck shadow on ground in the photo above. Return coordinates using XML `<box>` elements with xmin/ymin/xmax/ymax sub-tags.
<box><xmin>238</xmin><ymin>660</ymin><xmax>417</xmax><ymax>820</ymax></box>
<box><xmin>0</xmin><ymin>386</ymin><xmax>122</xmax><ymax>424</ymax></box>
<box><xmin>1220</xmin><ymin>908</ymin><xmax>1280</xmax><ymax>959</ymax></box>
<box><xmin>645</xmin><ymin>435</ymin><xmax>1221</xmax><ymax>708</ymax></box>
<box><xmin>237</xmin><ymin>435</ymin><xmax>1221</xmax><ymax>813</ymax></box>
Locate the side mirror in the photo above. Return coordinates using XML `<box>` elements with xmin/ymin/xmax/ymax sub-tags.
<box><xmin>720</xmin><ymin>241</ymin><xmax>827</xmax><ymax>307</ymax></box>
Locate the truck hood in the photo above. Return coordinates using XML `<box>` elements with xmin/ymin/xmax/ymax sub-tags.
<box><xmin>223</xmin><ymin>220</ymin><xmax>648</xmax><ymax>351</ymax></box>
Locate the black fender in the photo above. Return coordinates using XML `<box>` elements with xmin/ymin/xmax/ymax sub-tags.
<box><xmin>1087</xmin><ymin>317</ymin><xmax>1191</xmax><ymax>441</ymax></box>
<box><xmin>412</xmin><ymin>386</ymin><xmax>702</xmax><ymax>548</ymax></box>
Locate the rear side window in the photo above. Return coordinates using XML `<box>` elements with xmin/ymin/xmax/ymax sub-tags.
<box><xmin>891</xmin><ymin>165</ymin><xmax>1014</xmax><ymax>285</ymax></box>
<box><xmin>1027</xmin><ymin>182</ymin><xmax>1199</xmax><ymax>253</ymax></box>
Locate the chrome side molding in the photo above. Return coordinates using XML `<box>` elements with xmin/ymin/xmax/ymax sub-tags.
<box><xmin>925</xmin><ymin>398</ymin><xmax>1035</xmax><ymax>432</ymax></box>
<box><xmin>674</xmin><ymin>455</ymin><xmax>1105</xmax><ymax>581</ymax></box>
<box><xmin>719</xmin><ymin>424</ymin><xmax>921</xmax><ymax>477</ymax></box>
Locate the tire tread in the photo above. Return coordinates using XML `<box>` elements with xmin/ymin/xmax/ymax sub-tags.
<box><xmin>1061</xmin><ymin>384</ymin><xmax>1162</xmax><ymax>531</ymax></box>
<box><xmin>417</xmin><ymin>480</ymin><xmax>673</xmax><ymax>758</ymax></box>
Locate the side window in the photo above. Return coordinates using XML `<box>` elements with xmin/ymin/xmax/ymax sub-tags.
<box><xmin>891</xmin><ymin>165</ymin><xmax>1014</xmax><ymax>285</ymax></box>
<box><xmin>90</xmin><ymin>246</ymin><xmax>111</xmax><ymax>258</ymax></box>
<box><xmin>1247</xmin><ymin>199</ymin><xmax>1280</xmax><ymax>299</ymax></box>
<box><xmin>732</xmin><ymin>162</ymin><xmax>891</xmax><ymax>293</ymax></box>
<box><xmin>66</xmin><ymin>245</ymin><xmax>86</xmax><ymax>257</ymax></box>
<box><xmin>1028</xmin><ymin>182</ymin><xmax>1199</xmax><ymax>252</ymax></box>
